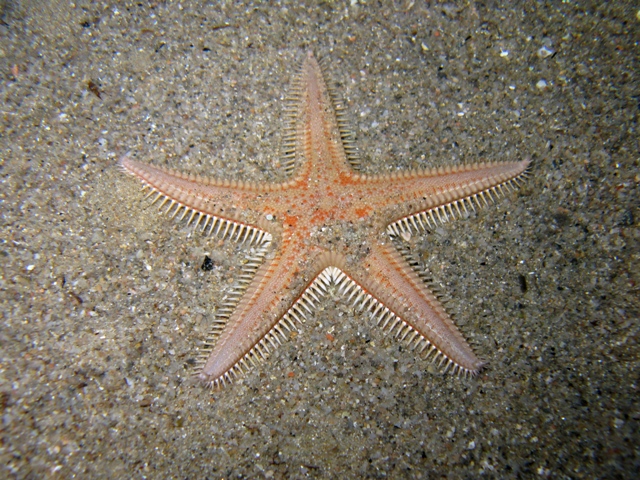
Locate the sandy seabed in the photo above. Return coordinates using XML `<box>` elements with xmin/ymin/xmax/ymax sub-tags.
<box><xmin>1</xmin><ymin>2</ymin><xmax>637</xmax><ymax>478</ymax></box>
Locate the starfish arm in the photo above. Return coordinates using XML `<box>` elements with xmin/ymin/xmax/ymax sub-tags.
<box><xmin>285</xmin><ymin>51</ymin><xmax>357</xmax><ymax>179</ymax></box>
<box><xmin>120</xmin><ymin>156</ymin><xmax>288</xmax><ymax>242</ymax></box>
<box><xmin>353</xmin><ymin>159</ymin><xmax>530</xmax><ymax>232</ymax></box>
<box><xmin>197</xmin><ymin>239</ymin><xmax>327</xmax><ymax>387</ymax></box>
<box><xmin>345</xmin><ymin>242</ymin><xmax>484</xmax><ymax>374</ymax></box>
<box><xmin>300</xmin><ymin>52</ymin><xmax>345</xmax><ymax>170</ymax></box>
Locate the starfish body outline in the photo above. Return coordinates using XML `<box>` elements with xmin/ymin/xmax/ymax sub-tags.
<box><xmin>121</xmin><ymin>51</ymin><xmax>530</xmax><ymax>388</ymax></box>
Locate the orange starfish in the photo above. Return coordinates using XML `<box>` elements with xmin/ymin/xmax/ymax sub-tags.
<box><xmin>120</xmin><ymin>51</ymin><xmax>530</xmax><ymax>388</ymax></box>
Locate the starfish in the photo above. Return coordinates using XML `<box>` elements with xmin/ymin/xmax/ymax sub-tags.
<box><xmin>120</xmin><ymin>50</ymin><xmax>530</xmax><ymax>389</ymax></box>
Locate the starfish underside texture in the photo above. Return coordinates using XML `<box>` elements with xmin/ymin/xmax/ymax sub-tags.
<box><xmin>120</xmin><ymin>50</ymin><xmax>530</xmax><ymax>389</ymax></box>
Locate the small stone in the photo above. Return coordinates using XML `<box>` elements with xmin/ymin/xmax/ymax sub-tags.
<box><xmin>536</xmin><ymin>79</ymin><xmax>548</xmax><ymax>90</ymax></box>
<box><xmin>537</xmin><ymin>46</ymin><xmax>555</xmax><ymax>59</ymax></box>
